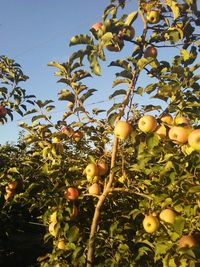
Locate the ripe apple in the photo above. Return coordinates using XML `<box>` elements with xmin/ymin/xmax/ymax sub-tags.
<box><xmin>144</xmin><ymin>46</ymin><xmax>157</xmax><ymax>58</ymax></box>
<box><xmin>114</xmin><ymin>121</ymin><xmax>132</xmax><ymax>140</ymax></box>
<box><xmin>85</xmin><ymin>163</ymin><xmax>99</xmax><ymax>177</ymax></box>
<box><xmin>118</xmin><ymin>25</ymin><xmax>135</xmax><ymax>41</ymax></box>
<box><xmin>91</xmin><ymin>22</ymin><xmax>103</xmax><ymax>31</ymax></box>
<box><xmin>160</xmin><ymin>114</ymin><xmax>173</xmax><ymax>125</ymax></box>
<box><xmin>49</xmin><ymin>222</ymin><xmax>58</xmax><ymax>237</ymax></box>
<box><xmin>146</xmin><ymin>10</ymin><xmax>160</xmax><ymax>24</ymax></box>
<box><xmin>57</xmin><ymin>240</ymin><xmax>65</xmax><ymax>250</ymax></box>
<box><xmin>159</xmin><ymin>209</ymin><xmax>176</xmax><ymax>224</ymax></box>
<box><xmin>155</xmin><ymin>124</ymin><xmax>167</xmax><ymax>139</ymax></box>
<box><xmin>70</xmin><ymin>205</ymin><xmax>78</xmax><ymax>220</ymax></box>
<box><xmin>50</xmin><ymin>211</ymin><xmax>57</xmax><ymax>224</ymax></box>
<box><xmin>72</xmin><ymin>131</ymin><xmax>84</xmax><ymax>142</ymax></box>
<box><xmin>8</xmin><ymin>181</ymin><xmax>17</xmax><ymax>190</ymax></box>
<box><xmin>88</xmin><ymin>183</ymin><xmax>101</xmax><ymax>195</ymax></box>
<box><xmin>178</xmin><ymin>235</ymin><xmax>197</xmax><ymax>249</ymax></box>
<box><xmin>169</xmin><ymin>126</ymin><xmax>192</xmax><ymax>144</ymax></box>
<box><xmin>188</xmin><ymin>129</ymin><xmax>200</xmax><ymax>151</ymax></box>
<box><xmin>64</xmin><ymin>187</ymin><xmax>79</xmax><ymax>201</ymax></box>
<box><xmin>106</xmin><ymin>36</ymin><xmax>124</xmax><ymax>52</ymax></box>
<box><xmin>97</xmin><ymin>161</ymin><xmax>108</xmax><ymax>176</ymax></box>
<box><xmin>143</xmin><ymin>215</ymin><xmax>159</xmax><ymax>233</ymax></box>
<box><xmin>0</xmin><ymin>105</ymin><xmax>7</xmax><ymax>117</ymax></box>
<box><xmin>174</xmin><ymin>116</ymin><xmax>190</xmax><ymax>126</ymax></box>
<box><xmin>138</xmin><ymin>115</ymin><xmax>157</xmax><ymax>133</ymax></box>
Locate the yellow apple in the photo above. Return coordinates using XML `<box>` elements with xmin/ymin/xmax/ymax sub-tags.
<box><xmin>118</xmin><ymin>25</ymin><xmax>135</xmax><ymax>41</ymax></box>
<box><xmin>144</xmin><ymin>46</ymin><xmax>157</xmax><ymax>58</ymax></box>
<box><xmin>188</xmin><ymin>129</ymin><xmax>200</xmax><ymax>151</ymax></box>
<box><xmin>143</xmin><ymin>215</ymin><xmax>159</xmax><ymax>233</ymax></box>
<box><xmin>178</xmin><ymin>235</ymin><xmax>197</xmax><ymax>249</ymax></box>
<box><xmin>91</xmin><ymin>22</ymin><xmax>103</xmax><ymax>31</ymax></box>
<box><xmin>97</xmin><ymin>161</ymin><xmax>108</xmax><ymax>176</ymax></box>
<box><xmin>155</xmin><ymin>124</ymin><xmax>167</xmax><ymax>139</ymax></box>
<box><xmin>88</xmin><ymin>183</ymin><xmax>101</xmax><ymax>195</ymax></box>
<box><xmin>64</xmin><ymin>187</ymin><xmax>79</xmax><ymax>201</ymax></box>
<box><xmin>146</xmin><ymin>10</ymin><xmax>160</xmax><ymax>24</ymax></box>
<box><xmin>85</xmin><ymin>163</ymin><xmax>99</xmax><ymax>177</ymax></box>
<box><xmin>138</xmin><ymin>115</ymin><xmax>157</xmax><ymax>133</ymax></box>
<box><xmin>159</xmin><ymin>209</ymin><xmax>176</xmax><ymax>224</ymax></box>
<box><xmin>57</xmin><ymin>240</ymin><xmax>65</xmax><ymax>250</ymax></box>
<box><xmin>169</xmin><ymin>126</ymin><xmax>192</xmax><ymax>144</ymax></box>
<box><xmin>160</xmin><ymin>114</ymin><xmax>173</xmax><ymax>125</ymax></box>
<box><xmin>114</xmin><ymin>121</ymin><xmax>132</xmax><ymax>139</ymax></box>
<box><xmin>174</xmin><ymin>116</ymin><xmax>190</xmax><ymax>126</ymax></box>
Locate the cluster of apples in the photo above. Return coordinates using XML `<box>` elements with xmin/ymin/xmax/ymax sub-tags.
<box><xmin>0</xmin><ymin>105</ymin><xmax>7</xmax><ymax>118</ymax></box>
<box><xmin>4</xmin><ymin>181</ymin><xmax>17</xmax><ymax>201</ymax></box>
<box><xmin>143</xmin><ymin>209</ymin><xmax>197</xmax><ymax>249</ymax></box>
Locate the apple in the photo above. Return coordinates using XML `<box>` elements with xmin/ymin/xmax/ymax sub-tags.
<box><xmin>169</xmin><ymin>126</ymin><xmax>192</xmax><ymax>144</ymax></box>
<box><xmin>159</xmin><ymin>209</ymin><xmax>176</xmax><ymax>224</ymax></box>
<box><xmin>88</xmin><ymin>183</ymin><xmax>101</xmax><ymax>195</ymax></box>
<box><xmin>50</xmin><ymin>211</ymin><xmax>57</xmax><ymax>224</ymax></box>
<box><xmin>0</xmin><ymin>105</ymin><xmax>7</xmax><ymax>117</ymax></box>
<box><xmin>52</xmin><ymin>137</ymin><xmax>61</xmax><ymax>144</ymax></box>
<box><xmin>146</xmin><ymin>10</ymin><xmax>160</xmax><ymax>24</ymax></box>
<box><xmin>106</xmin><ymin>36</ymin><xmax>124</xmax><ymax>52</ymax></box>
<box><xmin>8</xmin><ymin>181</ymin><xmax>17</xmax><ymax>190</ymax></box>
<box><xmin>72</xmin><ymin>131</ymin><xmax>84</xmax><ymax>142</ymax></box>
<box><xmin>91</xmin><ymin>22</ymin><xmax>103</xmax><ymax>31</ymax></box>
<box><xmin>57</xmin><ymin>240</ymin><xmax>65</xmax><ymax>250</ymax></box>
<box><xmin>118</xmin><ymin>25</ymin><xmax>135</xmax><ymax>41</ymax></box>
<box><xmin>70</xmin><ymin>205</ymin><xmax>78</xmax><ymax>220</ymax></box>
<box><xmin>178</xmin><ymin>235</ymin><xmax>197</xmax><ymax>249</ymax></box>
<box><xmin>144</xmin><ymin>46</ymin><xmax>157</xmax><ymax>58</ymax></box>
<box><xmin>138</xmin><ymin>115</ymin><xmax>157</xmax><ymax>133</ymax></box>
<box><xmin>160</xmin><ymin>114</ymin><xmax>173</xmax><ymax>125</ymax></box>
<box><xmin>143</xmin><ymin>215</ymin><xmax>159</xmax><ymax>233</ymax></box>
<box><xmin>174</xmin><ymin>116</ymin><xmax>190</xmax><ymax>126</ymax></box>
<box><xmin>97</xmin><ymin>161</ymin><xmax>108</xmax><ymax>176</ymax></box>
<box><xmin>155</xmin><ymin>124</ymin><xmax>167</xmax><ymax>139</ymax></box>
<box><xmin>64</xmin><ymin>187</ymin><xmax>79</xmax><ymax>201</ymax></box>
<box><xmin>49</xmin><ymin>222</ymin><xmax>58</xmax><ymax>237</ymax></box>
<box><xmin>188</xmin><ymin>129</ymin><xmax>200</xmax><ymax>151</ymax></box>
<box><xmin>85</xmin><ymin>163</ymin><xmax>99</xmax><ymax>177</ymax></box>
<box><xmin>114</xmin><ymin>121</ymin><xmax>132</xmax><ymax>140</ymax></box>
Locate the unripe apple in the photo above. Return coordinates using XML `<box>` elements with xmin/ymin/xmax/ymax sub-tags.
<box><xmin>169</xmin><ymin>126</ymin><xmax>192</xmax><ymax>144</ymax></box>
<box><xmin>160</xmin><ymin>114</ymin><xmax>173</xmax><ymax>125</ymax></box>
<box><xmin>114</xmin><ymin>121</ymin><xmax>132</xmax><ymax>140</ymax></box>
<box><xmin>0</xmin><ymin>106</ymin><xmax>7</xmax><ymax>117</ymax></box>
<box><xmin>174</xmin><ymin>116</ymin><xmax>190</xmax><ymax>126</ymax></box>
<box><xmin>138</xmin><ymin>115</ymin><xmax>157</xmax><ymax>133</ymax></box>
<box><xmin>64</xmin><ymin>187</ymin><xmax>79</xmax><ymax>201</ymax></box>
<box><xmin>118</xmin><ymin>25</ymin><xmax>135</xmax><ymax>41</ymax></box>
<box><xmin>8</xmin><ymin>181</ymin><xmax>17</xmax><ymax>190</ymax></box>
<box><xmin>143</xmin><ymin>215</ymin><xmax>159</xmax><ymax>233</ymax></box>
<box><xmin>91</xmin><ymin>22</ymin><xmax>103</xmax><ymax>31</ymax></box>
<box><xmin>155</xmin><ymin>124</ymin><xmax>167</xmax><ymax>139</ymax></box>
<box><xmin>144</xmin><ymin>46</ymin><xmax>157</xmax><ymax>58</ymax></box>
<box><xmin>178</xmin><ymin>235</ymin><xmax>197</xmax><ymax>249</ymax></box>
<box><xmin>159</xmin><ymin>209</ymin><xmax>176</xmax><ymax>224</ymax></box>
<box><xmin>85</xmin><ymin>163</ymin><xmax>99</xmax><ymax>177</ymax></box>
<box><xmin>50</xmin><ymin>211</ymin><xmax>57</xmax><ymax>224</ymax></box>
<box><xmin>57</xmin><ymin>240</ymin><xmax>65</xmax><ymax>250</ymax></box>
<box><xmin>106</xmin><ymin>36</ymin><xmax>124</xmax><ymax>52</ymax></box>
<box><xmin>49</xmin><ymin>222</ymin><xmax>58</xmax><ymax>237</ymax></box>
<box><xmin>146</xmin><ymin>10</ymin><xmax>160</xmax><ymax>24</ymax></box>
<box><xmin>88</xmin><ymin>183</ymin><xmax>101</xmax><ymax>195</ymax></box>
<box><xmin>70</xmin><ymin>205</ymin><xmax>78</xmax><ymax>220</ymax></box>
<box><xmin>188</xmin><ymin>129</ymin><xmax>200</xmax><ymax>151</ymax></box>
<box><xmin>97</xmin><ymin>161</ymin><xmax>108</xmax><ymax>176</ymax></box>
<box><xmin>72</xmin><ymin>131</ymin><xmax>84</xmax><ymax>142</ymax></box>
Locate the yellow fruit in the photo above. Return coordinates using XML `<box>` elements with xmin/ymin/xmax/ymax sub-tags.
<box><xmin>146</xmin><ymin>10</ymin><xmax>160</xmax><ymax>24</ymax></box>
<box><xmin>88</xmin><ymin>183</ymin><xmax>101</xmax><ymax>195</ymax></box>
<box><xmin>138</xmin><ymin>115</ymin><xmax>157</xmax><ymax>133</ymax></box>
<box><xmin>174</xmin><ymin>116</ymin><xmax>190</xmax><ymax>126</ymax></box>
<box><xmin>188</xmin><ymin>129</ymin><xmax>200</xmax><ymax>151</ymax></box>
<box><xmin>160</xmin><ymin>114</ymin><xmax>173</xmax><ymax>125</ymax></box>
<box><xmin>97</xmin><ymin>161</ymin><xmax>108</xmax><ymax>176</ymax></box>
<box><xmin>143</xmin><ymin>215</ymin><xmax>159</xmax><ymax>233</ymax></box>
<box><xmin>114</xmin><ymin>121</ymin><xmax>132</xmax><ymax>139</ymax></box>
<box><xmin>155</xmin><ymin>124</ymin><xmax>167</xmax><ymax>139</ymax></box>
<box><xmin>169</xmin><ymin>126</ymin><xmax>192</xmax><ymax>144</ymax></box>
<box><xmin>159</xmin><ymin>209</ymin><xmax>176</xmax><ymax>224</ymax></box>
<box><xmin>85</xmin><ymin>163</ymin><xmax>99</xmax><ymax>177</ymax></box>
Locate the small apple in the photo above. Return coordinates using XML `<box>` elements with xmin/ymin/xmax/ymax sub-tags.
<box><xmin>169</xmin><ymin>126</ymin><xmax>192</xmax><ymax>144</ymax></box>
<box><xmin>88</xmin><ymin>183</ymin><xmax>101</xmax><ymax>195</ymax></box>
<box><xmin>188</xmin><ymin>129</ymin><xmax>200</xmax><ymax>151</ymax></box>
<box><xmin>72</xmin><ymin>131</ymin><xmax>84</xmax><ymax>142</ymax></box>
<box><xmin>159</xmin><ymin>209</ymin><xmax>176</xmax><ymax>224</ymax></box>
<box><xmin>143</xmin><ymin>215</ymin><xmax>159</xmax><ymax>233</ymax></box>
<box><xmin>114</xmin><ymin>121</ymin><xmax>132</xmax><ymax>140</ymax></box>
<box><xmin>118</xmin><ymin>25</ymin><xmax>135</xmax><ymax>41</ymax></box>
<box><xmin>85</xmin><ymin>163</ymin><xmax>99</xmax><ymax>177</ymax></box>
<box><xmin>70</xmin><ymin>205</ymin><xmax>78</xmax><ymax>220</ymax></box>
<box><xmin>174</xmin><ymin>116</ymin><xmax>190</xmax><ymax>126</ymax></box>
<box><xmin>144</xmin><ymin>46</ymin><xmax>157</xmax><ymax>58</ymax></box>
<box><xmin>64</xmin><ymin>187</ymin><xmax>79</xmax><ymax>201</ymax></box>
<box><xmin>155</xmin><ymin>124</ymin><xmax>167</xmax><ymax>139</ymax></box>
<box><xmin>50</xmin><ymin>211</ymin><xmax>57</xmax><ymax>224</ymax></box>
<box><xmin>146</xmin><ymin>10</ymin><xmax>160</xmax><ymax>24</ymax></box>
<box><xmin>49</xmin><ymin>222</ymin><xmax>58</xmax><ymax>237</ymax></box>
<box><xmin>0</xmin><ymin>105</ymin><xmax>7</xmax><ymax>118</ymax></box>
<box><xmin>138</xmin><ymin>115</ymin><xmax>157</xmax><ymax>133</ymax></box>
<box><xmin>106</xmin><ymin>36</ymin><xmax>124</xmax><ymax>52</ymax></box>
<box><xmin>8</xmin><ymin>181</ymin><xmax>17</xmax><ymax>190</ymax></box>
<box><xmin>91</xmin><ymin>22</ymin><xmax>103</xmax><ymax>31</ymax></box>
<box><xmin>178</xmin><ymin>235</ymin><xmax>197</xmax><ymax>249</ymax></box>
<box><xmin>97</xmin><ymin>161</ymin><xmax>108</xmax><ymax>176</ymax></box>
<box><xmin>160</xmin><ymin>114</ymin><xmax>173</xmax><ymax>125</ymax></box>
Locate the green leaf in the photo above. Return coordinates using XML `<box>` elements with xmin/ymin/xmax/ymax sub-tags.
<box><xmin>7</xmin><ymin>167</ymin><xmax>19</xmax><ymax>173</ymax></box>
<box><xmin>165</xmin><ymin>0</ymin><xmax>180</xmax><ymax>20</ymax></box>
<box><xmin>48</xmin><ymin>61</ymin><xmax>67</xmax><ymax>73</ymax></box>
<box><xmin>173</xmin><ymin>216</ymin><xmax>185</xmax><ymax>235</ymax></box>
<box><xmin>188</xmin><ymin>185</ymin><xmax>200</xmax><ymax>193</ymax></box>
<box><xmin>112</xmin><ymin>79</ymin><xmax>130</xmax><ymax>88</ymax></box>
<box><xmin>180</xmin><ymin>49</ymin><xmax>190</xmax><ymax>61</ymax></box>
<box><xmin>100</xmin><ymin>32</ymin><xmax>113</xmax><ymax>46</ymax></box>
<box><xmin>68</xmin><ymin>226</ymin><xmax>79</xmax><ymax>242</ymax></box>
<box><xmin>88</xmin><ymin>54</ymin><xmax>101</xmax><ymax>76</ymax></box>
<box><xmin>125</xmin><ymin>11</ymin><xmax>138</xmax><ymax>26</ymax></box>
<box><xmin>69</xmin><ymin>34</ymin><xmax>93</xmax><ymax>46</ymax></box>
<box><xmin>146</xmin><ymin>133</ymin><xmax>159</xmax><ymax>149</ymax></box>
<box><xmin>109</xmin><ymin>89</ymin><xmax>126</xmax><ymax>100</ymax></box>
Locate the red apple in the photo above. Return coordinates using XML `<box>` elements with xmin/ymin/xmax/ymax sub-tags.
<box><xmin>178</xmin><ymin>235</ymin><xmax>197</xmax><ymax>249</ymax></box>
<box><xmin>64</xmin><ymin>187</ymin><xmax>79</xmax><ymax>201</ymax></box>
<box><xmin>88</xmin><ymin>183</ymin><xmax>101</xmax><ymax>195</ymax></box>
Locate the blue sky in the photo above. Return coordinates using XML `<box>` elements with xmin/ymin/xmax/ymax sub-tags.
<box><xmin>0</xmin><ymin>0</ymin><xmax>199</xmax><ymax>144</ymax></box>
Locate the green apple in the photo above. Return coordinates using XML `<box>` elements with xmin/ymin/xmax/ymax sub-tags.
<box><xmin>146</xmin><ymin>10</ymin><xmax>160</xmax><ymax>24</ymax></box>
<box><xmin>85</xmin><ymin>163</ymin><xmax>99</xmax><ymax>177</ymax></box>
<box><xmin>159</xmin><ymin>209</ymin><xmax>176</xmax><ymax>224</ymax></box>
<box><xmin>143</xmin><ymin>215</ymin><xmax>159</xmax><ymax>233</ymax></box>
<box><xmin>114</xmin><ymin>121</ymin><xmax>132</xmax><ymax>139</ymax></box>
<box><xmin>138</xmin><ymin>115</ymin><xmax>157</xmax><ymax>133</ymax></box>
<box><xmin>188</xmin><ymin>129</ymin><xmax>200</xmax><ymax>151</ymax></box>
<box><xmin>169</xmin><ymin>126</ymin><xmax>192</xmax><ymax>144</ymax></box>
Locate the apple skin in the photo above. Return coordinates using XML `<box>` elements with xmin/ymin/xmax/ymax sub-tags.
<box><xmin>118</xmin><ymin>25</ymin><xmax>135</xmax><ymax>41</ymax></box>
<box><xmin>64</xmin><ymin>187</ymin><xmax>79</xmax><ymax>201</ymax></box>
<box><xmin>146</xmin><ymin>10</ymin><xmax>160</xmax><ymax>24</ymax></box>
<box><xmin>144</xmin><ymin>46</ymin><xmax>157</xmax><ymax>58</ymax></box>
<box><xmin>57</xmin><ymin>240</ymin><xmax>65</xmax><ymax>250</ymax></box>
<box><xmin>188</xmin><ymin>129</ymin><xmax>200</xmax><ymax>151</ymax></box>
<box><xmin>155</xmin><ymin>124</ymin><xmax>167</xmax><ymax>139</ymax></box>
<box><xmin>114</xmin><ymin>121</ymin><xmax>132</xmax><ymax>140</ymax></box>
<box><xmin>97</xmin><ymin>161</ymin><xmax>108</xmax><ymax>176</ymax></box>
<box><xmin>169</xmin><ymin>126</ymin><xmax>192</xmax><ymax>144</ymax></box>
<box><xmin>85</xmin><ymin>163</ymin><xmax>99</xmax><ymax>177</ymax></box>
<box><xmin>91</xmin><ymin>22</ymin><xmax>103</xmax><ymax>31</ymax></box>
<box><xmin>143</xmin><ymin>215</ymin><xmax>159</xmax><ymax>233</ymax></box>
<box><xmin>0</xmin><ymin>106</ymin><xmax>7</xmax><ymax>117</ymax></box>
<box><xmin>174</xmin><ymin>116</ymin><xmax>190</xmax><ymax>126</ymax></box>
<box><xmin>159</xmin><ymin>209</ymin><xmax>176</xmax><ymax>224</ymax></box>
<box><xmin>138</xmin><ymin>115</ymin><xmax>157</xmax><ymax>133</ymax></box>
<box><xmin>88</xmin><ymin>183</ymin><xmax>101</xmax><ymax>195</ymax></box>
<box><xmin>178</xmin><ymin>235</ymin><xmax>197</xmax><ymax>249</ymax></box>
<box><xmin>160</xmin><ymin>114</ymin><xmax>173</xmax><ymax>125</ymax></box>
